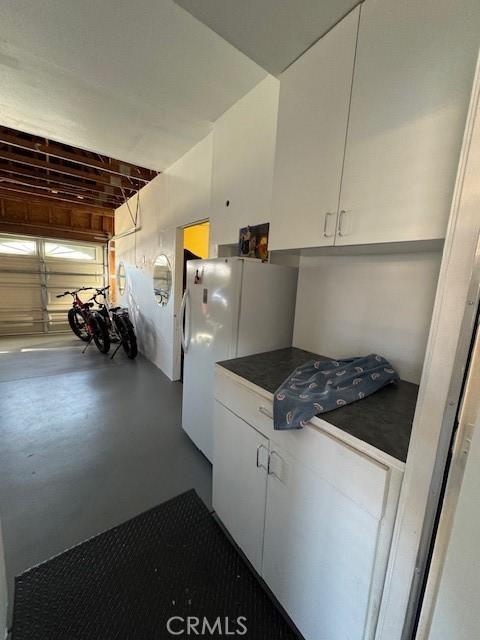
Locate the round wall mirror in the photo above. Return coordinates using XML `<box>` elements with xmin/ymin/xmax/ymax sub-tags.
<box><xmin>117</xmin><ymin>262</ymin><xmax>126</xmax><ymax>295</ymax></box>
<box><xmin>153</xmin><ymin>255</ymin><xmax>172</xmax><ymax>306</ymax></box>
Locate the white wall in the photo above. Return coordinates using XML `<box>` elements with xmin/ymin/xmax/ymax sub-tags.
<box><xmin>293</xmin><ymin>251</ymin><xmax>442</xmax><ymax>383</ymax></box>
<box><xmin>210</xmin><ymin>75</ymin><xmax>280</xmax><ymax>251</ymax></box>
<box><xmin>115</xmin><ymin>134</ymin><xmax>213</xmax><ymax>379</ymax></box>
<box><xmin>115</xmin><ymin>75</ymin><xmax>280</xmax><ymax>378</ymax></box>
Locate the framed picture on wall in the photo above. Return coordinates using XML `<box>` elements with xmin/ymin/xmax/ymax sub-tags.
<box><xmin>238</xmin><ymin>223</ymin><xmax>269</xmax><ymax>261</ymax></box>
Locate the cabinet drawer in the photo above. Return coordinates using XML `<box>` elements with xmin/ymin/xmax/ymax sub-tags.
<box><xmin>215</xmin><ymin>367</ymin><xmax>274</xmax><ymax>435</ymax></box>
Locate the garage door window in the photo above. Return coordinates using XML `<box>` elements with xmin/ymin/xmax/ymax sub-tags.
<box><xmin>45</xmin><ymin>241</ymin><xmax>96</xmax><ymax>261</ymax></box>
<box><xmin>0</xmin><ymin>236</ymin><xmax>36</xmax><ymax>255</ymax></box>
<box><xmin>0</xmin><ymin>234</ymin><xmax>105</xmax><ymax>336</ymax></box>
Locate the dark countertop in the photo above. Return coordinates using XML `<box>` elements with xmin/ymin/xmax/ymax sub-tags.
<box><xmin>217</xmin><ymin>348</ymin><xmax>418</xmax><ymax>463</ymax></box>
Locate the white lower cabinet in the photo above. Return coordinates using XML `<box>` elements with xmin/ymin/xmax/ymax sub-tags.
<box><xmin>213</xmin><ymin>370</ymin><xmax>404</xmax><ymax>640</ymax></box>
<box><xmin>213</xmin><ymin>401</ymin><xmax>269</xmax><ymax>573</ymax></box>
<box><xmin>263</xmin><ymin>443</ymin><xmax>385</xmax><ymax>640</ymax></box>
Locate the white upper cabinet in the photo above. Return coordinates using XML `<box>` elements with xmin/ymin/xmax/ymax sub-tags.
<box><xmin>337</xmin><ymin>0</ymin><xmax>480</xmax><ymax>245</ymax></box>
<box><xmin>210</xmin><ymin>76</ymin><xmax>280</xmax><ymax>251</ymax></box>
<box><xmin>270</xmin><ymin>7</ymin><xmax>360</xmax><ymax>251</ymax></box>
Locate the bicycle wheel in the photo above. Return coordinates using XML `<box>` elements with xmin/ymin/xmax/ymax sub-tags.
<box><xmin>68</xmin><ymin>308</ymin><xmax>89</xmax><ymax>341</ymax></box>
<box><xmin>117</xmin><ymin>316</ymin><xmax>138</xmax><ymax>359</ymax></box>
<box><xmin>92</xmin><ymin>315</ymin><xmax>111</xmax><ymax>354</ymax></box>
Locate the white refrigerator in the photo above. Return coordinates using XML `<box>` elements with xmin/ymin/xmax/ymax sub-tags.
<box><xmin>180</xmin><ymin>257</ymin><xmax>298</xmax><ymax>462</ymax></box>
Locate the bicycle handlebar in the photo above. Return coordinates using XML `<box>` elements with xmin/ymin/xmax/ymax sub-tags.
<box><xmin>56</xmin><ymin>285</ymin><xmax>108</xmax><ymax>301</ymax></box>
<box><xmin>85</xmin><ymin>285</ymin><xmax>110</xmax><ymax>303</ymax></box>
<box><xmin>56</xmin><ymin>286</ymin><xmax>94</xmax><ymax>298</ymax></box>
<box><xmin>87</xmin><ymin>286</ymin><xmax>110</xmax><ymax>301</ymax></box>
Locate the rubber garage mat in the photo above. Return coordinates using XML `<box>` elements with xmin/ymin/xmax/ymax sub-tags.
<box><xmin>12</xmin><ymin>489</ymin><xmax>299</xmax><ymax>639</ymax></box>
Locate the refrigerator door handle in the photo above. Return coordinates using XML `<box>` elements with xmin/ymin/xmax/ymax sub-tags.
<box><xmin>180</xmin><ymin>289</ymin><xmax>191</xmax><ymax>352</ymax></box>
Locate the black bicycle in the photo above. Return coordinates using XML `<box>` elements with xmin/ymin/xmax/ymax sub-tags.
<box><xmin>57</xmin><ymin>287</ymin><xmax>110</xmax><ymax>354</ymax></box>
<box><xmin>89</xmin><ymin>286</ymin><xmax>138</xmax><ymax>359</ymax></box>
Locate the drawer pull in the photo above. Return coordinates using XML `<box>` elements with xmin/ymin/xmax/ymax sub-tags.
<box><xmin>258</xmin><ymin>406</ymin><xmax>273</xmax><ymax>419</ymax></box>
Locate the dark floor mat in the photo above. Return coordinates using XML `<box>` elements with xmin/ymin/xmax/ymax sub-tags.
<box><xmin>12</xmin><ymin>490</ymin><xmax>299</xmax><ymax>639</ymax></box>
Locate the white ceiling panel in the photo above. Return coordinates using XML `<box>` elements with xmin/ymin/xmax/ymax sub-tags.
<box><xmin>0</xmin><ymin>0</ymin><xmax>267</xmax><ymax>170</ymax></box>
<box><xmin>174</xmin><ymin>0</ymin><xmax>361</xmax><ymax>75</ymax></box>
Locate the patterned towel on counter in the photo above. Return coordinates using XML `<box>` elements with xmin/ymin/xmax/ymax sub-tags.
<box><xmin>273</xmin><ymin>354</ymin><xmax>399</xmax><ymax>430</ymax></box>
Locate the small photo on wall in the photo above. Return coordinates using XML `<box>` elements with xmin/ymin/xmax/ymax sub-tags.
<box><xmin>238</xmin><ymin>223</ymin><xmax>270</xmax><ymax>261</ymax></box>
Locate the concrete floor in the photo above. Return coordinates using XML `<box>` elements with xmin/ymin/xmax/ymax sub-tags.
<box><xmin>0</xmin><ymin>333</ymin><xmax>212</xmax><ymax>606</ymax></box>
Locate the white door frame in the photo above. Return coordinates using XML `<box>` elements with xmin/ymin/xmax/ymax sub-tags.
<box><xmin>376</xmin><ymin>51</ymin><xmax>480</xmax><ymax>639</ymax></box>
<box><xmin>415</xmin><ymin>253</ymin><xmax>480</xmax><ymax>638</ymax></box>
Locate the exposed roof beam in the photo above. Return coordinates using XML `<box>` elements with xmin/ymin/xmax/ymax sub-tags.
<box><xmin>0</xmin><ymin>126</ymin><xmax>157</xmax><ymax>182</ymax></box>
<box><xmin>0</xmin><ymin>126</ymin><xmax>154</xmax><ymax>212</ymax></box>
<box><xmin>0</xmin><ymin>162</ymin><xmax>135</xmax><ymax>200</ymax></box>
<box><xmin>0</xmin><ymin>185</ymin><xmax>114</xmax><ymax>213</ymax></box>
<box><xmin>0</xmin><ymin>172</ymin><xmax>123</xmax><ymax>207</ymax></box>
<box><xmin>0</xmin><ymin>220</ymin><xmax>111</xmax><ymax>242</ymax></box>
<box><xmin>0</xmin><ymin>149</ymin><xmax>145</xmax><ymax>188</ymax></box>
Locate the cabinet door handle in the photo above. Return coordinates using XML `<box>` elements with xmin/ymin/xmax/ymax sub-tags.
<box><xmin>258</xmin><ymin>406</ymin><xmax>273</xmax><ymax>420</ymax></box>
<box><xmin>338</xmin><ymin>210</ymin><xmax>347</xmax><ymax>236</ymax></box>
<box><xmin>268</xmin><ymin>450</ymin><xmax>282</xmax><ymax>481</ymax></box>
<box><xmin>323</xmin><ymin>211</ymin><xmax>335</xmax><ymax>238</ymax></box>
<box><xmin>256</xmin><ymin>444</ymin><xmax>268</xmax><ymax>470</ymax></box>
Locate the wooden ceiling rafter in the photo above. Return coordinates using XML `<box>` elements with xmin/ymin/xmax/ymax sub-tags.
<box><xmin>0</xmin><ymin>163</ymin><xmax>136</xmax><ymax>201</ymax></box>
<box><xmin>0</xmin><ymin>221</ymin><xmax>111</xmax><ymax>243</ymax></box>
<box><xmin>0</xmin><ymin>148</ymin><xmax>146</xmax><ymax>190</ymax></box>
<box><xmin>0</xmin><ymin>172</ymin><xmax>123</xmax><ymax>207</ymax></box>
<box><xmin>0</xmin><ymin>125</ymin><xmax>158</xmax><ymax>215</ymax></box>
<box><xmin>0</xmin><ymin>125</ymin><xmax>158</xmax><ymax>242</ymax></box>
<box><xmin>0</xmin><ymin>189</ymin><xmax>114</xmax><ymax>244</ymax></box>
<box><xmin>0</xmin><ymin>185</ymin><xmax>115</xmax><ymax>213</ymax></box>
<box><xmin>0</xmin><ymin>126</ymin><xmax>157</xmax><ymax>182</ymax></box>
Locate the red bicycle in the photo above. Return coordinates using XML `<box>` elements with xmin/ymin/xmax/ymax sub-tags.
<box><xmin>57</xmin><ymin>287</ymin><xmax>110</xmax><ymax>354</ymax></box>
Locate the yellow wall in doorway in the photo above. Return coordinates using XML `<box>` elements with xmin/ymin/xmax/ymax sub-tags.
<box><xmin>184</xmin><ymin>222</ymin><xmax>209</xmax><ymax>259</ymax></box>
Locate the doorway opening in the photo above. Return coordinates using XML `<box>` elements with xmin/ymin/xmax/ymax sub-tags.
<box><xmin>178</xmin><ymin>220</ymin><xmax>209</xmax><ymax>381</ymax></box>
<box><xmin>183</xmin><ymin>221</ymin><xmax>209</xmax><ymax>261</ymax></box>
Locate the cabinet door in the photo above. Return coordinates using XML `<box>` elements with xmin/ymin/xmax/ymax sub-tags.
<box><xmin>337</xmin><ymin>0</ymin><xmax>480</xmax><ymax>245</ymax></box>
<box><xmin>262</xmin><ymin>442</ymin><xmax>386</xmax><ymax>640</ymax></box>
<box><xmin>212</xmin><ymin>401</ymin><xmax>269</xmax><ymax>572</ymax></box>
<box><xmin>269</xmin><ymin>7</ymin><xmax>359</xmax><ymax>251</ymax></box>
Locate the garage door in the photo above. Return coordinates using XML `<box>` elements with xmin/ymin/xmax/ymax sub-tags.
<box><xmin>0</xmin><ymin>234</ymin><xmax>106</xmax><ymax>335</ymax></box>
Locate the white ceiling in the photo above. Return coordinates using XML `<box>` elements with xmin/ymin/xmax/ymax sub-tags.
<box><xmin>0</xmin><ymin>0</ymin><xmax>266</xmax><ymax>170</ymax></box>
<box><xmin>174</xmin><ymin>0</ymin><xmax>361</xmax><ymax>75</ymax></box>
